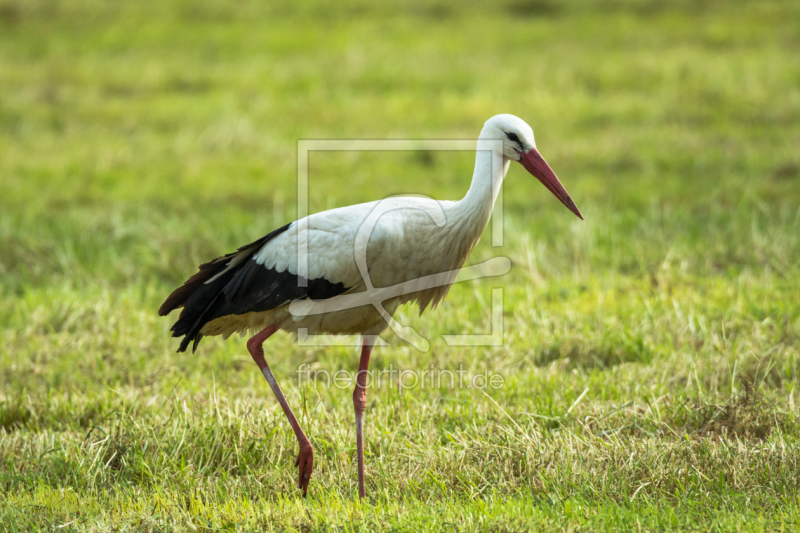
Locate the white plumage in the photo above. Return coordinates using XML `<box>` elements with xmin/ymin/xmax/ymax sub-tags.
<box><xmin>159</xmin><ymin>114</ymin><xmax>582</xmax><ymax>498</ymax></box>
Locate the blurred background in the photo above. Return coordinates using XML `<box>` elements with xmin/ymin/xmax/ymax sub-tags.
<box><xmin>1</xmin><ymin>0</ymin><xmax>799</xmax><ymax>528</ymax></box>
<box><xmin>1</xmin><ymin>0</ymin><xmax>798</xmax><ymax>291</ymax></box>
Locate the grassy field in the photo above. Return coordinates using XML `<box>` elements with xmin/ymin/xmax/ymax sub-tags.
<box><xmin>1</xmin><ymin>0</ymin><xmax>800</xmax><ymax>530</ymax></box>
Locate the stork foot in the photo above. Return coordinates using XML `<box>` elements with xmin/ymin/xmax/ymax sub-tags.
<box><xmin>295</xmin><ymin>442</ymin><xmax>314</xmax><ymax>496</ymax></box>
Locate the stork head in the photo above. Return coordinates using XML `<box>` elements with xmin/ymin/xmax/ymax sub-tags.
<box><xmin>482</xmin><ymin>114</ymin><xmax>583</xmax><ymax>220</ymax></box>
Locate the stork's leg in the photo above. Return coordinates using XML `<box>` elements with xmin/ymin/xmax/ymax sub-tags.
<box><xmin>352</xmin><ymin>336</ymin><xmax>374</xmax><ymax>499</ymax></box>
<box><xmin>247</xmin><ymin>326</ymin><xmax>314</xmax><ymax>496</ymax></box>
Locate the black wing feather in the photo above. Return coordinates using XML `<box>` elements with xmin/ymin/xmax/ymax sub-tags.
<box><xmin>160</xmin><ymin>222</ymin><xmax>349</xmax><ymax>353</ymax></box>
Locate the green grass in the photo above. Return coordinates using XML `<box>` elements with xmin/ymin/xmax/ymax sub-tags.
<box><xmin>1</xmin><ymin>0</ymin><xmax>800</xmax><ymax>530</ymax></box>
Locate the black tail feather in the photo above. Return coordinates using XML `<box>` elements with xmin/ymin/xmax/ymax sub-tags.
<box><xmin>160</xmin><ymin>223</ymin><xmax>292</xmax><ymax>352</ymax></box>
<box><xmin>160</xmin><ymin>221</ymin><xmax>349</xmax><ymax>353</ymax></box>
<box><xmin>158</xmin><ymin>232</ymin><xmax>281</xmax><ymax>317</ymax></box>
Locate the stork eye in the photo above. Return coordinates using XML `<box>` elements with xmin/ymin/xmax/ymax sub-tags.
<box><xmin>506</xmin><ymin>132</ymin><xmax>520</xmax><ymax>143</ymax></box>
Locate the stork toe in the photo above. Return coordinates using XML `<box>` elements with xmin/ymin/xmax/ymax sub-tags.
<box><xmin>295</xmin><ymin>444</ymin><xmax>314</xmax><ymax>496</ymax></box>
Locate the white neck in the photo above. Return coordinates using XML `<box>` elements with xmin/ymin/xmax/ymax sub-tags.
<box><xmin>451</xmin><ymin>145</ymin><xmax>510</xmax><ymax>229</ymax></box>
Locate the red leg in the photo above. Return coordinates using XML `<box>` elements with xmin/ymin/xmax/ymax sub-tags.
<box><xmin>247</xmin><ymin>325</ymin><xmax>313</xmax><ymax>496</ymax></box>
<box><xmin>352</xmin><ymin>336</ymin><xmax>374</xmax><ymax>499</ymax></box>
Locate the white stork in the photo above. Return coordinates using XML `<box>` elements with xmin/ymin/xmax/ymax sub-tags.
<box><xmin>159</xmin><ymin>114</ymin><xmax>582</xmax><ymax>498</ymax></box>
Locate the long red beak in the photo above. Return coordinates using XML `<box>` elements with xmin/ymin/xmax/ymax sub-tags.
<box><xmin>519</xmin><ymin>148</ymin><xmax>583</xmax><ymax>220</ymax></box>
